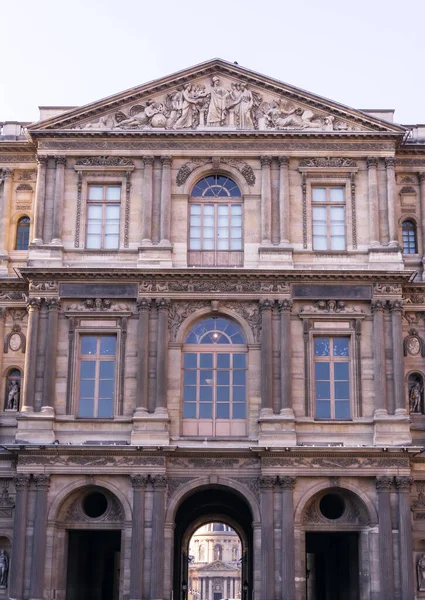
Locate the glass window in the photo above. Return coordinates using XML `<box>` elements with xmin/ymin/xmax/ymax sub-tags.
<box><xmin>86</xmin><ymin>185</ymin><xmax>120</xmax><ymax>249</ymax></box>
<box><xmin>402</xmin><ymin>220</ymin><xmax>417</xmax><ymax>254</ymax></box>
<box><xmin>15</xmin><ymin>216</ymin><xmax>30</xmax><ymax>250</ymax></box>
<box><xmin>312</xmin><ymin>186</ymin><xmax>346</xmax><ymax>251</ymax></box>
<box><xmin>78</xmin><ymin>335</ymin><xmax>116</xmax><ymax>418</ymax></box>
<box><xmin>314</xmin><ymin>336</ymin><xmax>350</xmax><ymax>419</ymax></box>
<box><xmin>183</xmin><ymin>317</ymin><xmax>247</xmax><ymax>436</ymax></box>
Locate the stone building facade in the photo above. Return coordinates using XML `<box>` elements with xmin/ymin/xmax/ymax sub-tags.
<box><xmin>0</xmin><ymin>58</ymin><xmax>425</xmax><ymax>599</ymax></box>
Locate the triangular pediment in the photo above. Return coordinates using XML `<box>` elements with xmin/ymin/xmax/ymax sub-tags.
<box><xmin>195</xmin><ymin>560</ymin><xmax>237</xmax><ymax>572</ymax></box>
<box><xmin>28</xmin><ymin>59</ymin><xmax>405</xmax><ymax>135</ymax></box>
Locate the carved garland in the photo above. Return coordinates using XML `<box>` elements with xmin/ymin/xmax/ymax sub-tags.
<box><xmin>176</xmin><ymin>158</ymin><xmax>255</xmax><ymax>187</ymax></box>
<box><xmin>75</xmin><ymin>156</ymin><xmax>135</xmax><ymax>167</ymax></box>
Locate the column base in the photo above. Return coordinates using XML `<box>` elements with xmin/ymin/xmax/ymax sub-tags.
<box><xmin>368</xmin><ymin>245</ymin><xmax>403</xmax><ymax>270</ymax></box>
<box><xmin>258</xmin><ymin>244</ymin><xmax>294</xmax><ymax>269</ymax></box>
<box><xmin>137</xmin><ymin>245</ymin><xmax>173</xmax><ymax>268</ymax></box>
<box><xmin>131</xmin><ymin>410</ymin><xmax>170</xmax><ymax>445</ymax></box>
<box><xmin>28</xmin><ymin>244</ymin><xmax>64</xmax><ymax>267</ymax></box>
<box><xmin>258</xmin><ymin>412</ymin><xmax>297</xmax><ymax>446</ymax></box>
<box><xmin>16</xmin><ymin>407</ymin><xmax>56</xmax><ymax>444</ymax></box>
<box><xmin>373</xmin><ymin>411</ymin><xmax>412</xmax><ymax>446</ymax></box>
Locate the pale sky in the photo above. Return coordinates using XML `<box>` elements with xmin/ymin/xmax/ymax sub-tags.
<box><xmin>2</xmin><ymin>0</ymin><xmax>425</xmax><ymax>125</ymax></box>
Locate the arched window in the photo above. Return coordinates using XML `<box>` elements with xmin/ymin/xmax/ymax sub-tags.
<box><xmin>182</xmin><ymin>317</ymin><xmax>247</xmax><ymax>437</ymax></box>
<box><xmin>189</xmin><ymin>175</ymin><xmax>243</xmax><ymax>267</ymax></box>
<box><xmin>213</xmin><ymin>544</ymin><xmax>222</xmax><ymax>561</ymax></box>
<box><xmin>402</xmin><ymin>220</ymin><xmax>417</xmax><ymax>254</ymax></box>
<box><xmin>5</xmin><ymin>368</ymin><xmax>21</xmax><ymax>411</ymax></box>
<box><xmin>15</xmin><ymin>216</ymin><xmax>30</xmax><ymax>250</ymax></box>
<box><xmin>408</xmin><ymin>372</ymin><xmax>424</xmax><ymax>414</ymax></box>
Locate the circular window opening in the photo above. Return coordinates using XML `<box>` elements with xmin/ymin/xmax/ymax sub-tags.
<box><xmin>319</xmin><ymin>493</ymin><xmax>345</xmax><ymax>520</ymax></box>
<box><xmin>83</xmin><ymin>491</ymin><xmax>108</xmax><ymax>518</ymax></box>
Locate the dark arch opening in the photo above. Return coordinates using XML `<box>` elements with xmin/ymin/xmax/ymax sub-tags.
<box><xmin>173</xmin><ymin>485</ymin><xmax>253</xmax><ymax>600</ymax></box>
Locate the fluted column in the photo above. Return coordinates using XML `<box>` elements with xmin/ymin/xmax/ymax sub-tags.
<box><xmin>278</xmin><ymin>299</ymin><xmax>293</xmax><ymax>415</ymax></box>
<box><xmin>150</xmin><ymin>475</ymin><xmax>167</xmax><ymax>600</ymax></box>
<box><xmin>279</xmin><ymin>476</ymin><xmax>296</xmax><ymax>600</ymax></box>
<box><xmin>21</xmin><ymin>298</ymin><xmax>42</xmax><ymax>412</ymax></box>
<box><xmin>141</xmin><ymin>156</ymin><xmax>154</xmax><ymax>245</ymax></box>
<box><xmin>372</xmin><ymin>300</ymin><xmax>387</xmax><ymax>414</ymax></box>
<box><xmin>395</xmin><ymin>477</ymin><xmax>414</xmax><ymax>600</ymax></box>
<box><xmin>155</xmin><ymin>298</ymin><xmax>169</xmax><ymax>413</ymax></box>
<box><xmin>33</xmin><ymin>156</ymin><xmax>48</xmax><ymax>244</ymax></box>
<box><xmin>278</xmin><ymin>157</ymin><xmax>290</xmax><ymax>245</ymax></box>
<box><xmin>43</xmin><ymin>298</ymin><xmax>60</xmax><ymax>408</ymax></box>
<box><xmin>135</xmin><ymin>299</ymin><xmax>151</xmax><ymax>413</ymax></box>
<box><xmin>29</xmin><ymin>474</ymin><xmax>50</xmax><ymax>600</ymax></box>
<box><xmin>52</xmin><ymin>156</ymin><xmax>66</xmax><ymax>243</ymax></box>
<box><xmin>9</xmin><ymin>474</ymin><xmax>30</xmax><ymax>600</ymax></box>
<box><xmin>389</xmin><ymin>300</ymin><xmax>406</xmax><ymax>414</ymax></box>
<box><xmin>376</xmin><ymin>477</ymin><xmax>395</xmax><ymax>600</ymax></box>
<box><xmin>160</xmin><ymin>156</ymin><xmax>172</xmax><ymax>245</ymax></box>
<box><xmin>385</xmin><ymin>157</ymin><xmax>398</xmax><ymax>246</ymax></box>
<box><xmin>0</xmin><ymin>168</ymin><xmax>13</xmax><ymax>255</ymax></box>
<box><xmin>130</xmin><ymin>475</ymin><xmax>148</xmax><ymax>600</ymax></box>
<box><xmin>260</xmin><ymin>300</ymin><xmax>274</xmax><ymax>413</ymax></box>
<box><xmin>260</xmin><ymin>476</ymin><xmax>276</xmax><ymax>600</ymax></box>
<box><xmin>261</xmin><ymin>156</ymin><xmax>272</xmax><ymax>244</ymax></box>
<box><xmin>367</xmin><ymin>157</ymin><xmax>380</xmax><ymax>246</ymax></box>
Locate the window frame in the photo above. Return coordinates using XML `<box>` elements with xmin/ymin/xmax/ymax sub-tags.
<box><xmin>311</xmin><ymin>185</ymin><xmax>347</xmax><ymax>251</ymax></box>
<box><xmin>402</xmin><ymin>219</ymin><xmax>418</xmax><ymax>255</ymax></box>
<box><xmin>82</xmin><ymin>182</ymin><xmax>123</xmax><ymax>251</ymax></box>
<box><xmin>312</xmin><ymin>335</ymin><xmax>351</xmax><ymax>420</ymax></box>
<box><xmin>15</xmin><ymin>215</ymin><xmax>31</xmax><ymax>251</ymax></box>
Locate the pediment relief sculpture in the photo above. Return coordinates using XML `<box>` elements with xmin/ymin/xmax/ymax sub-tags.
<box><xmin>70</xmin><ymin>75</ymin><xmax>366</xmax><ymax>134</ymax></box>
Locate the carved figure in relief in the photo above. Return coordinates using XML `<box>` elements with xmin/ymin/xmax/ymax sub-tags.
<box><xmin>0</xmin><ymin>550</ymin><xmax>9</xmax><ymax>588</ymax></box>
<box><xmin>235</xmin><ymin>83</ymin><xmax>254</xmax><ymax>129</ymax></box>
<box><xmin>207</xmin><ymin>77</ymin><xmax>229</xmax><ymax>126</ymax></box>
<box><xmin>6</xmin><ymin>381</ymin><xmax>19</xmax><ymax>410</ymax></box>
<box><xmin>418</xmin><ymin>554</ymin><xmax>425</xmax><ymax>590</ymax></box>
<box><xmin>410</xmin><ymin>381</ymin><xmax>423</xmax><ymax>413</ymax></box>
<box><xmin>115</xmin><ymin>101</ymin><xmax>165</xmax><ymax>129</ymax></box>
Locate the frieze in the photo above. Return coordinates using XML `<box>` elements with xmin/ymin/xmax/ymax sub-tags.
<box><xmin>405</xmin><ymin>294</ymin><xmax>425</xmax><ymax>305</ymax></box>
<box><xmin>0</xmin><ymin>291</ymin><xmax>27</xmax><ymax>302</ymax></box>
<box><xmin>149</xmin><ymin>279</ymin><xmax>290</xmax><ymax>294</ymax></box>
<box><xmin>262</xmin><ymin>456</ymin><xmax>409</xmax><ymax>469</ymax></box>
<box><xmin>299</xmin><ymin>157</ymin><xmax>357</xmax><ymax>168</ymax></box>
<box><xmin>0</xmin><ymin>155</ymin><xmax>35</xmax><ymax>163</ymax></box>
<box><xmin>18</xmin><ymin>454</ymin><xmax>165</xmax><ymax>467</ymax></box>
<box><xmin>176</xmin><ymin>158</ymin><xmax>255</xmax><ymax>187</ymax></box>
<box><xmin>29</xmin><ymin>281</ymin><xmax>58</xmax><ymax>292</ymax></box>
<box><xmin>374</xmin><ymin>283</ymin><xmax>403</xmax><ymax>295</ymax></box>
<box><xmin>75</xmin><ymin>156</ymin><xmax>134</xmax><ymax>167</ymax></box>
<box><xmin>168</xmin><ymin>457</ymin><xmax>240</xmax><ymax>469</ymax></box>
<box><xmin>299</xmin><ymin>300</ymin><xmax>363</xmax><ymax>314</ymax></box>
<box><xmin>67</xmin><ymin>298</ymin><xmax>131</xmax><ymax>312</ymax></box>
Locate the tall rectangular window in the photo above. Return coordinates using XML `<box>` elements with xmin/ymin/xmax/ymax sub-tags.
<box><xmin>314</xmin><ymin>336</ymin><xmax>350</xmax><ymax>419</ymax></box>
<box><xmin>189</xmin><ymin>203</ymin><xmax>242</xmax><ymax>251</ymax></box>
<box><xmin>78</xmin><ymin>335</ymin><xmax>116</xmax><ymax>418</ymax></box>
<box><xmin>86</xmin><ymin>185</ymin><xmax>120</xmax><ymax>249</ymax></box>
<box><xmin>312</xmin><ymin>187</ymin><xmax>345</xmax><ymax>250</ymax></box>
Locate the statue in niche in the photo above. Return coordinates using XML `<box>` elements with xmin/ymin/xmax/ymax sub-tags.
<box><xmin>410</xmin><ymin>379</ymin><xmax>423</xmax><ymax>413</ymax></box>
<box><xmin>418</xmin><ymin>554</ymin><xmax>425</xmax><ymax>590</ymax></box>
<box><xmin>6</xmin><ymin>380</ymin><xmax>19</xmax><ymax>411</ymax></box>
<box><xmin>0</xmin><ymin>550</ymin><xmax>9</xmax><ymax>588</ymax></box>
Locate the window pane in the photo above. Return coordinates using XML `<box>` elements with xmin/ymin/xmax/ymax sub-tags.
<box><xmin>190</xmin><ymin>216</ymin><xmax>201</xmax><ymax>226</ymax></box>
<box><xmin>316</xmin><ymin>400</ymin><xmax>331</xmax><ymax>418</ymax></box>
<box><xmin>203</xmin><ymin>239</ymin><xmax>214</xmax><ymax>250</ymax></box>
<box><xmin>314</xmin><ymin>338</ymin><xmax>330</xmax><ymax>356</ymax></box>
<box><xmin>190</xmin><ymin>227</ymin><xmax>201</xmax><ymax>238</ymax></box>
<box><xmin>217</xmin><ymin>371</ymin><xmax>230</xmax><ymax>385</ymax></box>
<box><xmin>190</xmin><ymin>239</ymin><xmax>201</xmax><ymax>250</ymax></box>
<box><xmin>200</xmin><ymin>370</ymin><xmax>213</xmax><ymax>385</ymax></box>
<box><xmin>330</xmin><ymin>223</ymin><xmax>345</xmax><ymax>235</ymax></box>
<box><xmin>106</xmin><ymin>205</ymin><xmax>120</xmax><ymax>219</ymax></box>
<box><xmin>333</xmin><ymin>338</ymin><xmax>349</xmax><ymax>356</ymax></box>
<box><xmin>233</xmin><ymin>371</ymin><xmax>245</xmax><ymax>385</ymax></box>
<box><xmin>190</xmin><ymin>204</ymin><xmax>201</xmax><ymax>215</ymax></box>
<box><xmin>100</xmin><ymin>337</ymin><xmax>116</xmax><ymax>355</ymax></box>
<box><xmin>203</xmin><ymin>205</ymin><xmax>214</xmax><ymax>215</ymax></box>
<box><xmin>79</xmin><ymin>380</ymin><xmax>95</xmax><ymax>398</ymax></box>
<box><xmin>334</xmin><ymin>381</ymin><xmax>350</xmax><ymax>399</ymax></box>
<box><xmin>88</xmin><ymin>186</ymin><xmax>103</xmax><ymax>200</ymax></box>
<box><xmin>312</xmin><ymin>188</ymin><xmax>326</xmax><ymax>202</ymax></box>
<box><xmin>231</xmin><ymin>216</ymin><xmax>242</xmax><ymax>226</ymax></box>
<box><xmin>313</xmin><ymin>237</ymin><xmax>328</xmax><ymax>250</ymax></box>
<box><xmin>216</xmin><ymin>403</ymin><xmax>230</xmax><ymax>418</ymax></box>
<box><xmin>98</xmin><ymin>399</ymin><xmax>114</xmax><ymax>418</ymax></box>
<box><xmin>217</xmin><ymin>354</ymin><xmax>230</xmax><ymax>368</ymax></box>
<box><xmin>335</xmin><ymin>401</ymin><xmax>351</xmax><ymax>419</ymax></box>
<box><xmin>315</xmin><ymin>362</ymin><xmax>330</xmax><ymax>380</ymax></box>
<box><xmin>330</xmin><ymin>188</ymin><xmax>344</xmax><ymax>202</ymax></box>
<box><xmin>233</xmin><ymin>387</ymin><xmax>246</xmax><ymax>402</ymax></box>
<box><xmin>183</xmin><ymin>402</ymin><xmax>196</xmax><ymax>418</ymax></box>
<box><xmin>217</xmin><ymin>387</ymin><xmax>230</xmax><ymax>401</ymax></box>
<box><xmin>79</xmin><ymin>398</ymin><xmax>94</xmax><ymax>417</ymax></box>
<box><xmin>233</xmin><ymin>403</ymin><xmax>246</xmax><ymax>418</ymax></box>
<box><xmin>184</xmin><ymin>353</ymin><xmax>197</xmax><ymax>368</ymax></box>
<box><xmin>105</xmin><ymin>186</ymin><xmax>121</xmax><ymax>201</ymax></box>
<box><xmin>88</xmin><ymin>205</ymin><xmax>102</xmax><ymax>218</ymax></box>
<box><xmin>87</xmin><ymin>222</ymin><xmax>102</xmax><ymax>234</ymax></box>
<box><xmin>316</xmin><ymin>381</ymin><xmax>330</xmax><ymax>399</ymax></box>
<box><xmin>81</xmin><ymin>337</ymin><xmax>97</xmax><ymax>355</ymax></box>
<box><xmin>312</xmin><ymin>222</ymin><xmax>327</xmax><ymax>235</ymax></box>
<box><xmin>80</xmin><ymin>361</ymin><xmax>96</xmax><ymax>379</ymax></box>
<box><xmin>334</xmin><ymin>362</ymin><xmax>349</xmax><ymax>379</ymax></box>
<box><xmin>99</xmin><ymin>380</ymin><xmax>114</xmax><ymax>399</ymax></box>
<box><xmin>86</xmin><ymin>235</ymin><xmax>102</xmax><ymax>249</ymax></box>
<box><xmin>230</xmin><ymin>239</ymin><xmax>242</xmax><ymax>250</ymax></box>
<box><xmin>218</xmin><ymin>215</ymin><xmax>228</xmax><ymax>227</ymax></box>
<box><xmin>99</xmin><ymin>361</ymin><xmax>115</xmax><ymax>380</ymax></box>
<box><xmin>231</xmin><ymin>205</ymin><xmax>242</xmax><ymax>215</ymax></box>
<box><xmin>200</xmin><ymin>354</ymin><xmax>213</xmax><ymax>368</ymax></box>
<box><xmin>331</xmin><ymin>236</ymin><xmax>345</xmax><ymax>250</ymax></box>
<box><xmin>199</xmin><ymin>403</ymin><xmax>212</xmax><ymax>418</ymax></box>
<box><xmin>184</xmin><ymin>386</ymin><xmax>196</xmax><ymax>401</ymax></box>
<box><xmin>184</xmin><ymin>370</ymin><xmax>197</xmax><ymax>385</ymax></box>
<box><xmin>200</xmin><ymin>386</ymin><xmax>213</xmax><ymax>401</ymax></box>
<box><xmin>330</xmin><ymin>206</ymin><xmax>345</xmax><ymax>220</ymax></box>
<box><xmin>312</xmin><ymin>206</ymin><xmax>327</xmax><ymax>219</ymax></box>
<box><xmin>218</xmin><ymin>205</ymin><xmax>229</xmax><ymax>215</ymax></box>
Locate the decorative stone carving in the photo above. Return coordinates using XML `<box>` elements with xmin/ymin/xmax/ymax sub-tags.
<box><xmin>259</xmin><ymin>476</ymin><xmax>277</xmax><ymax>490</ymax></box>
<box><xmin>130</xmin><ymin>475</ymin><xmax>149</xmax><ymax>489</ymax></box>
<box><xmin>303</xmin><ymin>490</ymin><xmax>368</xmax><ymax>525</ymax></box>
<box><xmin>404</xmin><ymin>312</ymin><xmax>423</xmax><ymax>325</ymax></box>
<box><xmin>8</xmin><ymin>308</ymin><xmax>27</xmax><ymax>322</ymax></box>
<box><xmin>374</xmin><ymin>283</ymin><xmax>403</xmax><ymax>295</ymax></box>
<box><xmin>400</xmin><ymin>186</ymin><xmax>417</xmax><ymax>194</ymax></box>
<box><xmin>263</xmin><ymin>456</ymin><xmax>409</xmax><ymax>469</ymax></box>
<box><xmin>18</xmin><ymin>171</ymin><xmax>34</xmax><ymax>180</ymax></box>
<box><xmin>75</xmin><ymin>156</ymin><xmax>134</xmax><ymax>167</ymax></box>
<box><xmin>299</xmin><ymin>300</ymin><xmax>362</xmax><ymax>314</ymax></box>
<box><xmin>4</xmin><ymin>323</ymin><xmax>26</xmax><ymax>353</ymax></box>
<box><xmin>176</xmin><ymin>157</ymin><xmax>255</xmax><ymax>187</ymax></box>
<box><xmin>16</xmin><ymin>183</ymin><xmax>32</xmax><ymax>191</ymax></box>
<box><xmin>232</xmin><ymin>477</ymin><xmax>260</xmax><ymax>503</ymax></box>
<box><xmin>404</xmin><ymin>329</ymin><xmax>425</xmax><ymax>357</ymax></box>
<box><xmin>221</xmin><ymin>301</ymin><xmax>262</xmax><ymax>343</ymax></box>
<box><xmin>67</xmin><ymin>298</ymin><xmax>130</xmax><ymax>312</ymax></box>
<box><xmin>150</xmin><ymin>475</ymin><xmax>168</xmax><ymax>489</ymax></box>
<box><xmin>65</xmin><ymin>490</ymin><xmax>124</xmax><ymax>522</ymax></box>
<box><xmin>168</xmin><ymin>301</ymin><xmax>207</xmax><ymax>342</ymax></box>
<box><xmin>167</xmin><ymin>477</ymin><xmax>196</xmax><ymax>501</ymax></box>
<box><xmin>376</xmin><ymin>476</ymin><xmax>393</xmax><ymax>491</ymax></box>
<box><xmin>299</xmin><ymin>157</ymin><xmax>357</xmax><ymax>168</ymax></box>
<box><xmin>404</xmin><ymin>294</ymin><xmax>425</xmax><ymax>305</ymax></box>
<box><xmin>395</xmin><ymin>476</ymin><xmax>413</xmax><ymax>491</ymax></box>
<box><xmin>0</xmin><ymin>291</ymin><xmax>27</xmax><ymax>302</ymax></box>
<box><xmin>278</xmin><ymin>476</ymin><xmax>296</xmax><ymax>490</ymax></box>
<box><xmin>18</xmin><ymin>454</ymin><xmax>165</xmax><ymax>467</ymax></box>
<box><xmin>13</xmin><ymin>474</ymin><xmax>30</xmax><ymax>490</ymax></box>
<box><xmin>34</xmin><ymin>474</ymin><xmax>51</xmax><ymax>489</ymax></box>
<box><xmin>29</xmin><ymin>281</ymin><xmax>58</xmax><ymax>292</ymax></box>
<box><xmin>139</xmin><ymin>281</ymin><xmax>169</xmax><ymax>294</ymax></box>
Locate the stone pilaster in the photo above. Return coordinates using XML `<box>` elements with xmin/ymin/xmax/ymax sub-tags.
<box><xmin>389</xmin><ymin>300</ymin><xmax>406</xmax><ymax>414</ymax></box>
<box><xmin>155</xmin><ymin>299</ymin><xmax>169</xmax><ymax>413</ymax></box>
<box><xmin>42</xmin><ymin>298</ymin><xmax>60</xmax><ymax>408</ymax></box>
<box><xmin>260</xmin><ymin>476</ymin><xmax>276</xmax><ymax>600</ymax></box>
<box><xmin>130</xmin><ymin>475</ymin><xmax>148</xmax><ymax>600</ymax></box>
<box><xmin>395</xmin><ymin>476</ymin><xmax>414</xmax><ymax>600</ymax></box>
<box><xmin>260</xmin><ymin>300</ymin><xmax>274</xmax><ymax>414</ymax></box>
<box><xmin>135</xmin><ymin>299</ymin><xmax>151</xmax><ymax>414</ymax></box>
<box><xmin>160</xmin><ymin>156</ymin><xmax>172</xmax><ymax>245</ymax></box>
<box><xmin>385</xmin><ymin>157</ymin><xmax>398</xmax><ymax>246</ymax></box>
<box><xmin>32</xmin><ymin>156</ymin><xmax>48</xmax><ymax>245</ymax></box>
<box><xmin>0</xmin><ymin>168</ymin><xmax>13</xmax><ymax>257</ymax></box>
<box><xmin>9</xmin><ymin>474</ymin><xmax>30</xmax><ymax>600</ymax></box>
<box><xmin>367</xmin><ymin>157</ymin><xmax>380</xmax><ymax>246</ymax></box>
<box><xmin>376</xmin><ymin>477</ymin><xmax>395</xmax><ymax>600</ymax></box>
<box><xmin>141</xmin><ymin>156</ymin><xmax>154</xmax><ymax>245</ymax></box>
<box><xmin>29</xmin><ymin>474</ymin><xmax>50</xmax><ymax>600</ymax></box>
<box><xmin>419</xmin><ymin>172</ymin><xmax>425</xmax><ymax>278</ymax></box>
<box><xmin>371</xmin><ymin>300</ymin><xmax>387</xmax><ymax>414</ymax></box>
<box><xmin>0</xmin><ymin>309</ymin><xmax>6</xmax><ymax>391</ymax></box>
<box><xmin>21</xmin><ymin>298</ymin><xmax>42</xmax><ymax>412</ymax></box>
<box><xmin>278</xmin><ymin>299</ymin><xmax>293</xmax><ymax>416</ymax></box>
<box><xmin>150</xmin><ymin>475</ymin><xmax>167</xmax><ymax>600</ymax></box>
<box><xmin>278</xmin><ymin>157</ymin><xmax>290</xmax><ymax>246</ymax></box>
<box><xmin>51</xmin><ymin>156</ymin><xmax>66</xmax><ymax>243</ymax></box>
<box><xmin>260</xmin><ymin>156</ymin><xmax>272</xmax><ymax>244</ymax></box>
<box><xmin>279</xmin><ymin>476</ymin><xmax>296</xmax><ymax>600</ymax></box>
